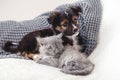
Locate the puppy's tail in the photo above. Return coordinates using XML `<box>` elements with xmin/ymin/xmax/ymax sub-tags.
<box><xmin>2</xmin><ymin>41</ymin><xmax>18</xmax><ymax>53</ymax></box>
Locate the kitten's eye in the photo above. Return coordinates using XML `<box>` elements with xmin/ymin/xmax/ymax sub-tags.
<box><xmin>48</xmin><ymin>46</ymin><xmax>52</xmax><ymax>49</ymax></box>
<box><xmin>40</xmin><ymin>43</ymin><xmax>43</xmax><ymax>46</ymax></box>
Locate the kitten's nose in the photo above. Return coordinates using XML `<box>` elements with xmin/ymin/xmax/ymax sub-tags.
<box><xmin>38</xmin><ymin>56</ymin><xmax>43</xmax><ymax>60</ymax></box>
<box><xmin>39</xmin><ymin>58</ymin><xmax>42</xmax><ymax>60</ymax></box>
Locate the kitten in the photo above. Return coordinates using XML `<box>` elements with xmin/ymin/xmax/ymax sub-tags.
<box><xmin>35</xmin><ymin>33</ymin><xmax>64</xmax><ymax>67</ymax></box>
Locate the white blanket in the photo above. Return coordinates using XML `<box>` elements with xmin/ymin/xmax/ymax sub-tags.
<box><xmin>0</xmin><ymin>0</ymin><xmax>120</xmax><ymax>80</ymax></box>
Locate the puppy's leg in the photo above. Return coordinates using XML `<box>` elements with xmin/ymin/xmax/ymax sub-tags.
<box><xmin>19</xmin><ymin>52</ymin><xmax>40</xmax><ymax>61</ymax></box>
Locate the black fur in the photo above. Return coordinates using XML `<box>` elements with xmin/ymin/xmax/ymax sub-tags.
<box><xmin>2</xmin><ymin>41</ymin><xmax>17</xmax><ymax>53</ymax></box>
<box><xmin>62</xmin><ymin>35</ymin><xmax>73</xmax><ymax>46</ymax></box>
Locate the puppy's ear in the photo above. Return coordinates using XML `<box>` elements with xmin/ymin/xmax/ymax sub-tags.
<box><xmin>70</xmin><ymin>6</ymin><xmax>82</xmax><ymax>16</ymax></box>
<box><xmin>47</xmin><ymin>11</ymin><xmax>59</xmax><ymax>24</ymax></box>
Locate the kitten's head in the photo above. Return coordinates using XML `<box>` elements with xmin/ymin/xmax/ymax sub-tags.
<box><xmin>39</xmin><ymin>33</ymin><xmax>64</xmax><ymax>56</ymax></box>
<box><xmin>36</xmin><ymin>33</ymin><xmax>64</xmax><ymax>67</ymax></box>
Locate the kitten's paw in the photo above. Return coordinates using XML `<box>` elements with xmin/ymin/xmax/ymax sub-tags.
<box><xmin>37</xmin><ymin>57</ymin><xmax>59</xmax><ymax>67</ymax></box>
<box><xmin>61</xmin><ymin>60</ymin><xmax>94</xmax><ymax>75</ymax></box>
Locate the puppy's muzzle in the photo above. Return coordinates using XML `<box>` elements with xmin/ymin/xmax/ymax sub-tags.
<box><xmin>73</xmin><ymin>29</ymin><xmax>78</xmax><ymax>33</ymax></box>
<box><xmin>72</xmin><ymin>24</ymin><xmax>79</xmax><ymax>33</ymax></box>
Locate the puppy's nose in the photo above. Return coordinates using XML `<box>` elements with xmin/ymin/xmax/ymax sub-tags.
<box><xmin>74</xmin><ymin>29</ymin><xmax>78</xmax><ymax>33</ymax></box>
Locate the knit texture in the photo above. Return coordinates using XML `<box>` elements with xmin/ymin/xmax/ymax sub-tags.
<box><xmin>0</xmin><ymin>0</ymin><xmax>102</xmax><ymax>59</ymax></box>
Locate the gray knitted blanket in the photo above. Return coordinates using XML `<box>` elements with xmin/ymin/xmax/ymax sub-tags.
<box><xmin>0</xmin><ymin>0</ymin><xmax>102</xmax><ymax>59</ymax></box>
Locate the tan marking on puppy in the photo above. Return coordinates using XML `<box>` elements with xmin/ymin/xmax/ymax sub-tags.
<box><xmin>60</xmin><ymin>19</ymin><xmax>69</xmax><ymax>27</ymax></box>
<box><xmin>19</xmin><ymin>52</ymin><xmax>39</xmax><ymax>60</ymax></box>
<box><xmin>26</xmin><ymin>53</ymin><xmax>35</xmax><ymax>59</ymax></box>
<box><xmin>55</xmin><ymin>19</ymin><xmax>69</xmax><ymax>32</ymax></box>
<box><xmin>61</xmin><ymin>20</ymin><xmax>69</xmax><ymax>28</ymax></box>
<box><xmin>72</xmin><ymin>16</ymin><xmax>79</xmax><ymax>27</ymax></box>
<box><xmin>55</xmin><ymin>27</ymin><xmax>63</xmax><ymax>32</ymax></box>
<box><xmin>61</xmin><ymin>26</ymin><xmax>67</xmax><ymax>30</ymax></box>
<box><xmin>55</xmin><ymin>27</ymin><xmax>67</xmax><ymax>32</ymax></box>
<box><xmin>72</xmin><ymin>16</ymin><xmax>78</xmax><ymax>22</ymax></box>
<box><xmin>26</xmin><ymin>53</ymin><xmax>40</xmax><ymax>61</ymax></box>
<box><xmin>32</xmin><ymin>54</ymin><xmax>40</xmax><ymax>61</ymax></box>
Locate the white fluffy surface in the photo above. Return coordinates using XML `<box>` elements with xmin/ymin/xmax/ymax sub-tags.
<box><xmin>0</xmin><ymin>0</ymin><xmax>120</xmax><ymax>80</ymax></box>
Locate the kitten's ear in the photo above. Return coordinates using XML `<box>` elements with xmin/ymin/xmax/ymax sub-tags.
<box><xmin>66</xmin><ymin>36</ymin><xmax>72</xmax><ymax>39</ymax></box>
<box><xmin>36</xmin><ymin>37</ymin><xmax>44</xmax><ymax>46</ymax></box>
<box><xmin>36</xmin><ymin>37</ymin><xmax>41</xmax><ymax>44</ymax></box>
<box><xmin>57</xmin><ymin>33</ymin><xmax>63</xmax><ymax>39</ymax></box>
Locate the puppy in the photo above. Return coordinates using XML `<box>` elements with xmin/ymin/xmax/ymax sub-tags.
<box><xmin>3</xmin><ymin>6</ymin><xmax>82</xmax><ymax>60</ymax></box>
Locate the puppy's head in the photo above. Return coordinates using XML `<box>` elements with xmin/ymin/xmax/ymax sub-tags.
<box><xmin>48</xmin><ymin>6</ymin><xmax>82</xmax><ymax>36</ymax></box>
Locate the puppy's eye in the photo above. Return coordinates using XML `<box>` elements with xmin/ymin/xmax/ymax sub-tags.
<box><xmin>72</xmin><ymin>16</ymin><xmax>78</xmax><ymax>22</ymax></box>
<box><xmin>74</xmin><ymin>18</ymin><xmax>77</xmax><ymax>21</ymax></box>
<box><xmin>73</xmin><ymin>18</ymin><xmax>78</xmax><ymax>22</ymax></box>
<box><xmin>63</xmin><ymin>23</ymin><xmax>68</xmax><ymax>27</ymax></box>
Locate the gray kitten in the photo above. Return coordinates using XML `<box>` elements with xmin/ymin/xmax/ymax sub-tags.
<box><xmin>35</xmin><ymin>33</ymin><xmax>64</xmax><ymax>67</ymax></box>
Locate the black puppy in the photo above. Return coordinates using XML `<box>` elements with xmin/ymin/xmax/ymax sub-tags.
<box><xmin>3</xmin><ymin>6</ymin><xmax>82</xmax><ymax>60</ymax></box>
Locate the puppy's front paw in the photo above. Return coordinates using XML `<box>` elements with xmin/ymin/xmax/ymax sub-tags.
<box><xmin>61</xmin><ymin>60</ymin><xmax>94</xmax><ymax>75</ymax></box>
